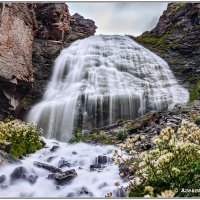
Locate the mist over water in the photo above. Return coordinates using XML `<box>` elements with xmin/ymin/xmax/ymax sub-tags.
<box><xmin>27</xmin><ymin>35</ymin><xmax>189</xmax><ymax>141</ymax></box>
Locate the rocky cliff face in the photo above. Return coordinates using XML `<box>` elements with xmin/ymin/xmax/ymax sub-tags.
<box><xmin>0</xmin><ymin>3</ymin><xmax>35</xmax><ymax>119</ymax></box>
<box><xmin>0</xmin><ymin>3</ymin><xmax>97</xmax><ymax>120</ymax></box>
<box><xmin>28</xmin><ymin>3</ymin><xmax>96</xmax><ymax>106</ymax></box>
<box><xmin>134</xmin><ymin>3</ymin><xmax>200</xmax><ymax>101</ymax></box>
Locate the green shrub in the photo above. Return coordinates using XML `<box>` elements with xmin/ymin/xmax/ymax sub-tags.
<box><xmin>21</xmin><ymin>97</ymin><xmax>31</xmax><ymax>108</ymax></box>
<box><xmin>190</xmin><ymin>80</ymin><xmax>200</xmax><ymax>102</ymax></box>
<box><xmin>117</xmin><ymin>130</ymin><xmax>128</xmax><ymax>141</ymax></box>
<box><xmin>114</xmin><ymin>120</ymin><xmax>200</xmax><ymax>197</ymax></box>
<box><xmin>195</xmin><ymin>115</ymin><xmax>200</xmax><ymax>125</ymax></box>
<box><xmin>0</xmin><ymin>121</ymin><xmax>43</xmax><ymax>158</ymax></box>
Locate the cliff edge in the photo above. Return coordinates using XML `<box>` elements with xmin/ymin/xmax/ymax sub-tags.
<box><xmin>134</xmin><ymin>3</ymin><xmax>200</xmax><ymax>101</ymax></box>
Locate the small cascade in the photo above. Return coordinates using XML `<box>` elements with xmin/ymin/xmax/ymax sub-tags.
<box><xmin>27</xmin><ymin>35</ymin><xmax>189</xmax><ymax>141</ymax></box>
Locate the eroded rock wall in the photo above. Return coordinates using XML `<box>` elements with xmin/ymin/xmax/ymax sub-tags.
<box><xmin>0</xmin><ymin>3</ymin><xmax>35</xmax><ymax>119</ymax></box>
<box><xmin>0</xmin><ymin>3</ymin><xmax>97</xmax><ymax>119</ymax></box>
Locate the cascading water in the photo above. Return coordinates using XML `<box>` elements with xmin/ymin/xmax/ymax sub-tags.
<box><xmin>27</xmin><ymin>35</ymin><xmax>189</xmax><ymax>141</ymax></box>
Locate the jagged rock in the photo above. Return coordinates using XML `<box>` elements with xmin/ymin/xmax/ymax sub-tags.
<box><xmin>127</xmin><ymin>111</ymin><xmax>158</xmax><ymax>134</ymax></box>
<box><xmin>135</xmin><ymin>3</ymin><xmax>200</xmax><ymax>99</ymax></box>
<box><xmin>34</xmin><ymin>161</ymin><xmax>62</xmax><ymax>173</ymax></box>
<box><xmin>48</xmin><ymin>169</ymin><xmax>77</xmax><ymax>185</ymax></box>
<box><xmin>26</xmin><ymin>3</ymin><xmax>97</xmax><ymax>108</ymax></box>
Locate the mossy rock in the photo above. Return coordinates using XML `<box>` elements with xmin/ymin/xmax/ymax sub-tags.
<box><xmin>21</xmin><ymin>97</ymin><xmax>32</xmax><ymax>108</ymax></box>
<box><xmin>69</xmin><ymin>130</ymin><xmax>121</xmax><ymax>145</ymax></box>
<box><xmin>189</xmin><ymin>80</ymin><xmax>200</xmax><ymax>102</ymax></box>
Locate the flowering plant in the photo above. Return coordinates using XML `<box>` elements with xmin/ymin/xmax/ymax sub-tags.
<box><xmin>113</xmin><ymin>120</ymin><xmax>200</xmax><ymax>197</ymax></box>
<box><xmin>0</xmin><ymin>121</ymin><xmax>43</xmax><ymax>158</ymax></box>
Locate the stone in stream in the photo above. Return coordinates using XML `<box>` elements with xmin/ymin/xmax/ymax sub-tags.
<box><xmin>48</xmin><ymin>169</ymin><xmax>77</xmax><ymax>185</ymax></box>
<box><xmin>66</xmin><ymin>187</ymin><xmax>93</xmax><ymax>197</ymax></box>
<box><xmin>46</xmin><ymin>156</ymin><xmax>57</xmax><ymax>163</ymax></box>
<box><xmin>58</xmin><ymin>158</ymin><xmax>71</xmax><ymax>168</ymax></box>
<box><xmin>89</xmin><ymin>164</ymin><xmax>102</xmax><ymax>171</ymax></box>
<box><xmin>27</xmin><ymin>175</ymin><xmax>38</xmax><ymax>184</ymax></box>
<box><xmin>50</xmin><ymin>145</ymin><xmax>59</xmax><ymax>152</ymax></box>
<box><xmin>77</xmin><ymin>187</ymin><xmax>93</xmax><ymax>197</ymax></box>
<box><xmin>10</xmin><ymin>166</ymin><xmax>27</xmax><ymax>181</ymax></box>
<box><xmin>0</xmin><ymin>175</ymin><xmax>6</xmax><ymax>184</ymax></box>
<box><xmin>94</xmin><ymin>155</ymin><xmax>112</xmax><ymax>165</ymax></box>
<box><xmin>34</xmin><ymin>161</ymin><xmax>62</xmax><ymax>173</ymax></box>
<box><xmin>10</xmin><ymin>166</ymin><xmax>38</xmax><ymax>184</ymax></box>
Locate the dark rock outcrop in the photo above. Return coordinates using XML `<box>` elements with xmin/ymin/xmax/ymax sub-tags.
<box><xmin>27</xmin><ymin>3</ymin><xmax>97</xmax><ymax>109</ymax></box>
<box><xmin>0</xmin><ymin>3</ymin><xmax>97</xmax><ymax>120</ymax></box>
<box><xmin>134</xmin><ymin>3</ymin><xmax>200</xmax><ymax>101</ymax></box>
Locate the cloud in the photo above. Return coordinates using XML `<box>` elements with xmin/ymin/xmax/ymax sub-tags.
<box><xmin>67</xmin><ymin>2</ymin><xmax>168</xmax><ymax>36</ymax></box>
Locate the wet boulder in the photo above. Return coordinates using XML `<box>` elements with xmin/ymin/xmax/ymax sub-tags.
<box><xmin>0</xmin><ymin>175</ymin><xmax>6</xmax><ymax>184</ymax></box>
<box><xmin>89</xmin><ymin>164</ymin><xmax>102</xmax><ymax>171</ymax></box>
<box><xmin>50</xmin><ymin>145</ymin><xmax>59</xmax><ymax>152</ymax></box>
<box><xmin>10</xmin><ymin>166</ymin><xmax>38</xmax><ymax>184</ymax></box>
<box><xmin>48</xmin><ymin>169</ymin><xmax>77</xmax><ymax>185</ymax></box>
<box><xmin>94</xmin><ymin>155</ymin><xmax>112</xmax><ymax>165</ymax></box>
<box><xmin>10</xmin><ymin>166</ymin><xmax>27</xmax><ymax>181</ymax></box>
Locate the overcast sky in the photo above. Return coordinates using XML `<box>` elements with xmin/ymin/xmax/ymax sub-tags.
<box><xmin>67</xmin><ymin>2</ymin><xmax>168</xmax><ymax>36</ymax></box>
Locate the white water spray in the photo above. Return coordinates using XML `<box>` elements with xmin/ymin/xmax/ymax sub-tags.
<box><xmin>27</xmin><ymin>35</ymin><xmax>189</xmax><ymax>141</ymax></box>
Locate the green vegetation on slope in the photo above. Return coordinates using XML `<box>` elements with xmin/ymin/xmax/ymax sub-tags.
<box><xmin>189</xmin><ymin>80</ymin><xmax>200</xmax><ymax>102</ymax></box>
<box><xmin>113</xmin><ymin>120</ymin><xmax>200</xmax><ymax>197</ymax></box>
<box><xmin>0</xmin><ymin>120</ymin><xmax>43</xmax><ymax>158</ymax></box>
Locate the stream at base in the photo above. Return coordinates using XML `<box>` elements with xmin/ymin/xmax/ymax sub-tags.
<box><xmin>0</xmin><ymin>139</ymin><xmax>126</xmax><ymax>197</ymax></box>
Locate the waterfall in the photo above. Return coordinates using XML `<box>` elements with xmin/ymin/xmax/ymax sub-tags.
<box><xmin>27</xmin><ymin>35</ymin><xmax>189</xmax><ymax>141</ymax></box>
